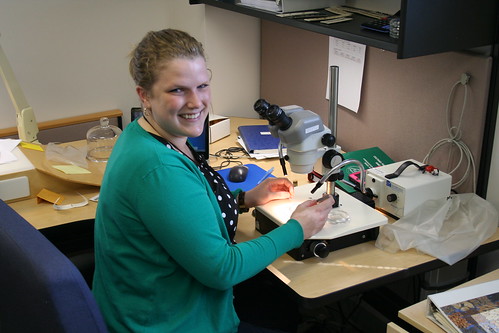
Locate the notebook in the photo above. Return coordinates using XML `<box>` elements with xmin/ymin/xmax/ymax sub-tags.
<box><xmin>238</xmin><ymin>125</ymin><xmax>280</xmax><ymax>155</ymax></box>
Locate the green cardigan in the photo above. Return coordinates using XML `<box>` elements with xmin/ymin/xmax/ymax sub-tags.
<box><xmin>92</xmin><ymin>120</ymin><xmax>303</xmax><ymax>333</ymax></box>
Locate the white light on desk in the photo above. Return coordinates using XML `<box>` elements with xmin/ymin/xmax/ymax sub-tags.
<box><xmin>257</xmin><ymin>183</ymin><xmax>387</xmax><ymax>240</ymax></box>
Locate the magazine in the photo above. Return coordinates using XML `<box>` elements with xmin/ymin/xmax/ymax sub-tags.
<box><xmin>427</xmin><ymin>279</ymin><xmax>499</xmax><ymax>333</ymax></box>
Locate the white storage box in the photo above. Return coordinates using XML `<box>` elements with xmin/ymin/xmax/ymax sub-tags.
<box><xmin>209</xmin><ymin>114</ymin><xmax>230</xmax><ymax>143</ymax></box>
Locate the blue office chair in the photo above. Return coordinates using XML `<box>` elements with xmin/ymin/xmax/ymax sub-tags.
<box><xmin>0</xmin><ymin>199</ymin><xmax>108</xmax><ymax>333</ymax></box>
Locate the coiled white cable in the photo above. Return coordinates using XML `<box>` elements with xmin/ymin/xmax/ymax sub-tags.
<box><xmin>53</xmin><ymin>193</ymin><xmax>89</xmax><ymax>210</ymax></box>
<box><xmin>423</xmin><ymin>74</ymin><xmax>476</xmax><ymax>192</ymax></box>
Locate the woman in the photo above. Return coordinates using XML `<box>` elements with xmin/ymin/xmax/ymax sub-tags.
<box><xmin>92</xmin><ymin>29</ymin><xmax>334</xmax><ymax>333</ymax></box>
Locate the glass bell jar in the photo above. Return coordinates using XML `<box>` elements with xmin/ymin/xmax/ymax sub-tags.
<box><xmin>86</xmin><ymin>117</ymin><xmax>122</xmax><ymax>162</ymax></box>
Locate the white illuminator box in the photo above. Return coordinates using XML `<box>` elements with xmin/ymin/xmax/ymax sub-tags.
<box><xmin>366</xmin><ymin>159</ymin><xmax>452</xmax><ymax>218</ymax></box>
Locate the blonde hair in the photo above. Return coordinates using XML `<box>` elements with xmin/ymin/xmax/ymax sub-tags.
<box><xmin>129</xmin><ymin>29</ymin><xmax>206</xmax><ymax>93</ymax></box>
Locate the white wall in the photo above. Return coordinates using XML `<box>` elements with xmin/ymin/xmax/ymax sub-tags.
<box><xmin>0</xmin><ymin>1</ymin><xmax>260</xmax><ymax>130</ymax></box>
<box><xmin>204</xmin><ymin>6</ymin><xmax>261</xmax><ymax>118</ymax></box>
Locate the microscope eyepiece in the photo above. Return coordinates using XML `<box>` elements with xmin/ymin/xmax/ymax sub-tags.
<box><xmin>253</xmin><ymin>99</ymin><xmax>270</xmax><ymax>118</ymax></box>
<box><xmin>266</xmin><ymin>105</ymin><xmax>292</xmax><ymax>131</ymax></box>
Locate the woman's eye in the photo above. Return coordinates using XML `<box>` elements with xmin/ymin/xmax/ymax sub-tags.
<box><xmin>169</xmin><ymin>88</ymin><xmax>183</xmax><ymax>94</ymax></box>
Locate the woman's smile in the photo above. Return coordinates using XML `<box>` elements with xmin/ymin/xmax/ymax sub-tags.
<box><xmin>180</xmin><ymin>112</ymin><xmax>202</xmax><ymax>120</ymax></box>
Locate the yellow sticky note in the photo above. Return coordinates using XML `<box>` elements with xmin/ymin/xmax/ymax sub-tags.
<box><xmin>53</xmin><ymin>165</ymin><xmax>91</xmax><ymax>174</ymax></box>
<box><xmin>20</xmin><ymin>142</ymin><xmax>44</xmax><ymax>151</ymax></box>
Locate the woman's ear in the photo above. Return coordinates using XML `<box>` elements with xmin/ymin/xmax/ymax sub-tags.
<box><xmin>136</xmin><ymin>86</ymin><xmax>150</xmax><ymax>108</ymax></box>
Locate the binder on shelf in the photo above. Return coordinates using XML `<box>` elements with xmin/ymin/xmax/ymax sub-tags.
<box><xmin>238</xmin><ymin>125</ymin><xmax>281</xmax><ymax>155</ymax></box>
<box><xmin>426</xmin><ymin>279</ymin><xmax>499</xmax><ymax>333</ymax></box>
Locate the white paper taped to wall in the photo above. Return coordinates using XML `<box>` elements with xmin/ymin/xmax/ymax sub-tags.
<box><xmin>326</xmin><ymin>37</ymin><xmax>366</xmax><ymax>113</ymax></box>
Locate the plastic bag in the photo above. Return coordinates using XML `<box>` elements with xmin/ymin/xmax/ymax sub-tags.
<box><xmin>375</xmin><ymin>193</ymin><xmax>498</xmax><ymax>265</ymax></box>
<box><xmin>45</xmin><ymin>142</ymin><xmax>88</xmax><ymax>168</ymax></box>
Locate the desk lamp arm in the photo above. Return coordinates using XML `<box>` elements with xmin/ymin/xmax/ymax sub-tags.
<box><xmin>0</xmin><ymin>36</ymin><xmax>39</xmax><ymax>143</ymax></box>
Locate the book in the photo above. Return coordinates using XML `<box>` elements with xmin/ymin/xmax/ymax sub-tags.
<box><xmin>238</xmin><ymin>125</ymin><xmax>281</xmax><ymax>155</ymax></box>
<box><xmin>426</xmin><ymin>279</ymin><xmax>499</xmax><ymax>333</ymax></box>
<box><xmin>335</xmin><ymin>146</ymin><xmax>394</xmax><ymax>193</ymax></box>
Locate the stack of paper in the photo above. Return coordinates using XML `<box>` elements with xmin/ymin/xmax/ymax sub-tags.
<box><xmin>0</xmin><ymin>139</ymin><xmax>21</xmax><ymax>165</ymax></box>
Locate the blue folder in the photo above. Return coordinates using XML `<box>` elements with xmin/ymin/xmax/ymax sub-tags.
<box><xmin>217</xmin><ymin>163</ymin><xmax>275</xmax><ymax>192</ymax></box>
<box><xmin>238</xmin><ymin>125</ymin><xmax>280</xmax><ymax>154</ymax></box>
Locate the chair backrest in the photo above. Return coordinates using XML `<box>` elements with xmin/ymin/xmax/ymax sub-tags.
<box><xmin>0</xmin><ymin>200</ymin><xmax>108</xmax><ymax>333</ymax></box>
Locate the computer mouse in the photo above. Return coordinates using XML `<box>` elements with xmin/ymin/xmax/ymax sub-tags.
<box><xmin>228</xmin><ymin>165</ymin><xmax>249</xmax><ymax>183</ymax></box>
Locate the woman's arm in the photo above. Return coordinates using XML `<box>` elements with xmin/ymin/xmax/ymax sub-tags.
<box><xmin>136</xmin><ymin>165</ymin><xmax>303</xmax><ymax>289</ymax></box>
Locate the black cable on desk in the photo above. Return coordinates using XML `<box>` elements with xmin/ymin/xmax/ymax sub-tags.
<box><xmin>211</xmin><ymin>147</ymin><xmax>248</xmax><ymax>170</ymax></box>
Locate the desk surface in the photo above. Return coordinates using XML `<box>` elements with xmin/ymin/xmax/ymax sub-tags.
<box><xmin>20</xmin><ymin>140</ymin><xmax>105</xmax><ymax>187</ymax></box>
<box><xmin>215</xmin><ymin>118</ymin><xmax>499</xmax><ymax>307</ymax></box>
<box><xmin>236</xmin><ymin>214</ymin><xmax>498</xmax><ymax>306</ymax></box>
<box><xmin>8</xmin><ymin>116</ymin><xmax>499</xmax><ymax>307</ymax></box>
<box><xmin>8</xmin><ymin>142</ymin><xmax>101</xmax><ymax>229</ymax></box>
<box><xmin>398</xmin><ymin>269</ymin><xmax>499</xmax><ymax>333</ymax></box>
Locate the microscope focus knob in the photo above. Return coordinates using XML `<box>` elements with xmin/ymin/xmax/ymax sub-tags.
<box><xmin>321</xmin><ymin>133</ymin><xmax>336</xmax><ymax>147</ymax></box>
<box><xmin>312</xmin><ymin>241</ymin><xmax>329</xmax><ymax>258</ymax></box>
<box><xmin>322</xmin><ymin>150</ymin><xmax>344</xmax><ymax>170</ymax></box>
<box><xmin>387</xmin><ymin>194</ymin><xmax>398</xmax><ymax>202</ymax></box>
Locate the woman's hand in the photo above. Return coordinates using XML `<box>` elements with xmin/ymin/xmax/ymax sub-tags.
<box><xmin>290</xmin><ymin>195</ymin><xmax>335</xmax><ymax>239</ymax></box>
<box><xmin>244</xmin><ymin>178</ymin><xmax>294</xmax><ymax>207</ymax></box>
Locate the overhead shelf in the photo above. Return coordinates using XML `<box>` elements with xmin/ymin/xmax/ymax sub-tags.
<box><xmin>189</xmin><ymin>0</ymin><xmax>498</xmax><ymax>59</ymax></box>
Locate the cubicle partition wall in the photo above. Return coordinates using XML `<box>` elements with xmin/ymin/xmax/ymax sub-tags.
<box><xmin>0</xmin><ymin>110</ymin><xmax>123</xmax><ymax>144</ymax></box>
<box><xmin>261</xmin><ymin>21</ymin><xmax>492</xmax><ymax>195</ymax></box>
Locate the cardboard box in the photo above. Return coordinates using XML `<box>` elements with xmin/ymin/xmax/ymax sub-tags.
<box><xmin>238</xmin><ymin>0</ymin><xmax>344</xmax><ymax>13</ymax></box>
<box><xmin>209</xmin><ymin>114</ymin><xmax>230</xmax><ymax>143</ymax></box>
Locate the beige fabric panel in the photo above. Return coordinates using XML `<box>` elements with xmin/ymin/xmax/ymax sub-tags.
<box><xmin>261</xmin><ymin>20</ymin><xmax>492</xmax><ymax>193</ymax></box>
